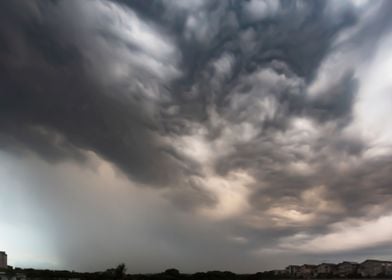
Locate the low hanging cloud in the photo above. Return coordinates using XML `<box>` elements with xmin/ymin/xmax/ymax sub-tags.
<box><xmin>279</xmin><ymin>213</ymin><xmax>392</xmax><ymax>253</ymax></box>
<box><xmin>1</xmin><ymin>0</ymin><xmax>392</xmax><ymax>273</ymax></box>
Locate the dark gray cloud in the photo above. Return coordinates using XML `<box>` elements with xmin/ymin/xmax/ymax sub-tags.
<box><xmin>0</xmin><ymin>0</ymin><xmax>193</xmax><ymax>186</ymax></box>
<box><xmin>1</xmin><ymin>0</ymin><xmax>392</xmax><ymax>273</ymax></box>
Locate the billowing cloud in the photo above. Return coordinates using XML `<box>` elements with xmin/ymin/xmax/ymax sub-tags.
<box><xmin>1</xmin><ymin>0</ymin><xmax>392</xmax><ymax>273</ymax></box>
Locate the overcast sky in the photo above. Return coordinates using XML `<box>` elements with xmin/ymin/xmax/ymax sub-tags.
<box><xmin>1</xmin><ymin>0</ymin><xmax>392</xmax><ymax>274</ymax></box>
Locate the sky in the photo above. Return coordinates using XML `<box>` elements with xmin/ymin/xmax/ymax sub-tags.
<box><xmin>1</xmin><ymin>0</ymin><xmax>392</xmax><ymax>274</ymax></box>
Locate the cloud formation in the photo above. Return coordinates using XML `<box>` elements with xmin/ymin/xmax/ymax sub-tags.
<box><xmin>1</xmin><ymin>0</ymin><xmax>392</xmax><ymax>273</ymax></box>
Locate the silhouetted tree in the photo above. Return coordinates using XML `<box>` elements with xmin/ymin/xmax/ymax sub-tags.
<box><xmin>115</xmin><ymin>263</ymin><xmax>127</xmax><ymax>279</ymax></box>
<box><xmin>164</xmin><ymin>268</ymin><xmax>180</xmax><ymax>276</ymax></box>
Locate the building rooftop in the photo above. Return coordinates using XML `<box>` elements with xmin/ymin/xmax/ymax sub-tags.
<box><xmin>362</xmin><ymin>259</ymin><xmax>392</xmax><ymax>263</ymax></box>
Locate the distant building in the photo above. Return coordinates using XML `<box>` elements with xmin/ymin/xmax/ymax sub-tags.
<box><xmin>335</xmin><ymin>261</ymin><xmax>358</xmax><ymax>277</ymax></box>
<box><xmin>299</xmin><ymin>264</ymin><xmax>317</xmax><ymax>278</ymax></box>
<box><xmin>281</xmin><ymin>259</ymin><xmax>392</xmax><ymax>278</ymax></box>
<box><xmin>316</xmin><ymin>263</ymin><xmax>336</xmax><ymax>276</ymax></box>
<box><xmin>0</xmin><ymin>252</ymin><xmax>7</xmax><ymax>269</ymax></box>
<box><xmin>272</xmin><ymin>269</ymin><xmax>286</xmax><ymax>276</ymax></box>
<box><xmin>285</xmin><ymin>265</ymin><xmax>300</xmax><ymax>276</ymax></box>
<box><xmin>359</xmin><ymin>259</ymin><xmax>392</xmax><ymax>277</ymax></box>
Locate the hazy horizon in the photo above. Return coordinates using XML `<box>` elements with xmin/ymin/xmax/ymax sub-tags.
<box><xmin>1</xmin><ymin>0</ymin><xmax>392</xmax><ymax>274</ymax></box>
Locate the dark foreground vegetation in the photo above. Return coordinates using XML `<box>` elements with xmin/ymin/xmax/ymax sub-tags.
<box><xmin>2</xmin><ymin>265</ymin><xmax>392</xmax><ymax>280</ymax></box>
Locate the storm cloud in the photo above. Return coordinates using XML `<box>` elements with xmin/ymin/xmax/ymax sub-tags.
<box><xmin>1</xmin><ymin>0</ymin><xmax>392</xmax><ymax>273</ymax></box>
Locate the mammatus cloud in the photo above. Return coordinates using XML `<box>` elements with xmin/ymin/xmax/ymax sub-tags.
<box><xmin>1</xmin><ymin>0</ymin><xmax>392</xmax><ymax>273</ymax></box>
